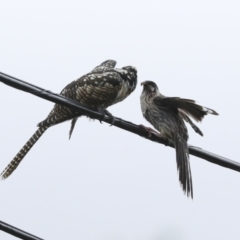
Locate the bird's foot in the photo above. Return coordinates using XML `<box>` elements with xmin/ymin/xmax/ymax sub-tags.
<box><xmin>139</xmin><ymin>124</ymin><xmax>160</xmax><ymax>138</ymax></box>
<box><xmin>104</xmin><ymin>110</ymin><xmax>115</xmax><ymax>126</ymax></box>
<box><xmin>138</xmin><ymin>125</ymin><xmax>170</xmax><ymax>146</ymax></box>
<box><xmin>98</xmin><ymin>109</ymin><xmax>106</xmax><ymax>123</ymax></box>
<box><xmin>99</xmin><ymin>109</ymin><xmax>115</xmax><ymax>126</ymax></box>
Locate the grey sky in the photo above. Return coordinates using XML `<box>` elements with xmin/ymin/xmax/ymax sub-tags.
<box><xmin>0</xmin><ymin>1</ymin><xmax>240</xmax><ymax>239</ymax></box>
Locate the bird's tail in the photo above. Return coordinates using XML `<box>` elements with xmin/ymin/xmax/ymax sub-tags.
<box><xmin>175</xmin><ymin>136</ymin><xmax>193</xmax><ymax>198</ymax></box>
<box><xmin>69</xmin><ymin>117</ymin><xmax>79</xmax><ymax>139</ymax></box>
<box><xmin>0</xmin><ymin>126</ymin><xmax>48</xmax><ymax>180</ymax></box>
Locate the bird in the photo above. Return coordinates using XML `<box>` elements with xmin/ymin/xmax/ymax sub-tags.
<box><xmin>1</xmin><ymin>60</ymin><xmax>138</xmax><ymax>180</ymax></box>
<box><xmin>140</xmin><ymin>81</ymin><xmax>218</xmax><ymax>198</ymax></box>
<box><xmin>68</xmin><ymin>59</ymin><xmax>118</xmax><ymax>138</ymax></box>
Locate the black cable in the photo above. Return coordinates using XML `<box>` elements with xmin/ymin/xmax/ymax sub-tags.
<box><xmin>0</xmin><ymin>71</ymin><xmax>239</xmax><ymax>173</ymax></box>
<box><xmin>0</xmin><ymin>220</ymin><xmax>44</xmax><ymax>240</ymax></box>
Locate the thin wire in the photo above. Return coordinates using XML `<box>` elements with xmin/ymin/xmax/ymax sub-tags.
<box><xmin>0</xmin><ymin>220</ymin><xmax>44</xmax><ymax>240</ymax></box>
<box><xmin>0</xmin><ymin>71</ymin><xmax>239</xmax><ymax>172</ymax></box>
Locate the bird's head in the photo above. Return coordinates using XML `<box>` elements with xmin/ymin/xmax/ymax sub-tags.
<box><xmin>121</xmin><ymin>66</ymin><xmax>138</xmax><ymax>92</ymax></box>
<box><xmin>122</xmin><ymin>66</ymin><xmax>137</xmax><ymax>79</ymax></box>
<box><xmin>141</xmin><ymin>81</ymin><xmax>159</xmax><ymax>97</ymax></box>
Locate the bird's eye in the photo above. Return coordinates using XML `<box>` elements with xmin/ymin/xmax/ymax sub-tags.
<box><xmin>150</xmin><ymin>86</ymin><xmax>155</xmax><ymax>92</ymax></box>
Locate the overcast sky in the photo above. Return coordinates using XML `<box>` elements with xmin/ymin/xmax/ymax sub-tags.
<box><xmin>0</xmin><ymin>1</ymin><xmax>240</xmax><ymax>239</ymax></box>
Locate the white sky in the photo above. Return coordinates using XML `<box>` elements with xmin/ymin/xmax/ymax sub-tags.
<box><xmin>0</xmin><ymin>1</ymin><xmax>240</xmax><ymax>239</ymax></box>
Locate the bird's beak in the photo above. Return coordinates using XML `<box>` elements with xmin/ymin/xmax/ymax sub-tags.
<box><xmin>141</xmin><ymin>81</ymin><xmax>147</xmax><ymax>86</ymax></box>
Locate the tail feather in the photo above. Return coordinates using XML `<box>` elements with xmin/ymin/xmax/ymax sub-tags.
<box><xmin>0</xmin><ymin>127</ymin><xmax>48</xmax><ymax>180</ymax></box>
<box><xmin>175</xmin><ymin>136</ymin><xmax>193</xmax><ymax>198</ymax></box>
<box><xmin>37</xmin><ymin>106</ymin><xmax>76</xmax><ymax>129</ymax></box>
<box><xmin>179</xmin><ymin>110</ymin><xmax>203</xmax><ymax>136</ymax></box>
<box><xmin>69</xmin><ymin>117</ymin><xmax>79</xmax><ymax>139</ymax></box>
<box><xmin>178</xmin><ymin>98</ymin><xmax>218</xmax><ymax>122</ymax></box>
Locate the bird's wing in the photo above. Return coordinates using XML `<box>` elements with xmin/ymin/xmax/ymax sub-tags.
<box><xmin>61</xmin><ymin>59</ymin><xmax>117</xmax><ymax>98</ymax></box>
<box><xmin>38</xmin><ymin>72</ymin><xmax>122</xmax><ymax>129</ymax></box>
<box><xmin>153</xmin><ymin>97</ymin><xmax>218</xmax><ymax>122</ymax></box>
<box><xmin>152</xmin><ymin>96</ymin><xmax>178</xmax><ymax>114</ymax></box>
<box><xmin>74</xmin><ymin>72</ymin><xmax>122</xmax><ymax>108</ymax></box>
<box><xmin>66</xmin><ymin>71</ymin><xmax>122</xmax><ymax>137</ymax></box>
<box><xmin>178</xmin><ymin>110</ymin><xmax>203</xmax><ymax>136</ymax></box>
<box><xmin>91</xmin><ymin>59</ymin><xmax>117</xmax><ymax>73</ymax></box>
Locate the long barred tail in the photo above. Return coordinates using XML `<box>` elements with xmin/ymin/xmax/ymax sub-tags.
<box><xmin>175</xmin><ymin>137</ymin><xmax>193</xmax><ymax>198</ymax></box>
<box><xmin>0</xmin><ymin>127</ymin><xmax>48</xmax><ymax>180</ymax></box>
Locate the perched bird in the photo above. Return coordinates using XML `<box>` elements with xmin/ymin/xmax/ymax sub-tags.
<box><xmin>68</xmin><ymin>59</ymin><xmax>118</xmax><ymax>138</ymax></box>
<box><xmin>1</xmin><ymin>60</ymin><xmax>137</xmax><ymax>179</ymax></box>
<box><xmin>140</xmin><ymin>81</ymin><xmax>218</xmax><ymax>198</ymax></box>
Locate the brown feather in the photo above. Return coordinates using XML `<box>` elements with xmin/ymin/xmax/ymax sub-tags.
<box><xmin>159</xmin><ymin>97</ymin><xmax>218</xmax><ymax>122</ymax></box>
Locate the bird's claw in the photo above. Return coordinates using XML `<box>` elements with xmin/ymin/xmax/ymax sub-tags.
<box><xmin>139</xmin><ymin>124</ymin><xmax>160</xmax><ymax>138</ymax></box>
<box><xmin>99</xmin><ymin>113</ymin><xmax>105</xmax><ymax>124</ymax></box>
<box><xmin>139</xmin><ymin>124</ymin><xmax>170</xmax><ymax>146</ymax></box>
<box><xmin>98</xmin><ymin>109</ymin><xmax>115</xmax><ymax>126</ymax></box>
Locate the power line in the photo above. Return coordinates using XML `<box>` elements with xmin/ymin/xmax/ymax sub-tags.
<box><xmin>0</xmin><ymin>220</ymin><xmax>44</xmax><ymax>240</ymax></box>
<box><xmin>0</xmin><ymin>71</ymin><xmax>239</xmax><ymax>172</ymax></box>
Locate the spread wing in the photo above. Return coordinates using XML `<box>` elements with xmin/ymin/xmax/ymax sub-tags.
<box><xmin>178</xmin><ymin>110</ymin><xmax>203</xmax><ymax>136</ymax></box>
<box><xmin>153</xmin><ymin>97</ymin><xmax>218</xmax><ymax>122</ymax></box>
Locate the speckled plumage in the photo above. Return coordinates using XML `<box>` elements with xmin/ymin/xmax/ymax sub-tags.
<box><xmin>1</xmin><ymin>60</ymin><xmax>137</xmax><ymax>179</ymax></box>
<box><xmin>140</xmin><ymin>81</ymin><xmax>218</xmax><ymax>198</ymax></box>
